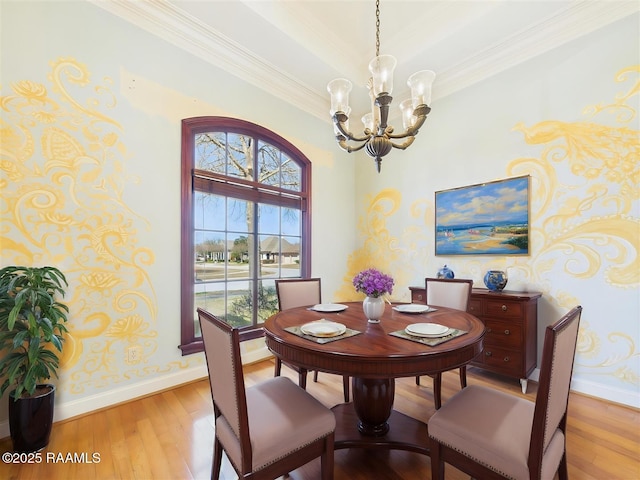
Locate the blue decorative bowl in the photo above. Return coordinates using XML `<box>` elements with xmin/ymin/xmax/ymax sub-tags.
<box><xmin>484</xmin><ymin>270</ymin><xmax>508</xmax><ymax>291</ymax></box>
<box><xmin>437</xmin><ymin>265</ymin><xmax>455</xmax><ymax>279</ymax></box>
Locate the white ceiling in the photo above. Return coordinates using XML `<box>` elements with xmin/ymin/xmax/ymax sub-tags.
<box><xmin>92</xmin><ymin>0</ymin><xmax>638</xmax><ymax>123</ymax></box>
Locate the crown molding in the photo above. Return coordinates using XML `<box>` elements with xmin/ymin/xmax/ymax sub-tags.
<box><xmin>90</xmin><ymin>0</ymin><xmax>639</xmax><ymax>123</ymax></box>
<box><xmin>435</xmin><ymin>0</ymin><xmax>640</xmax><ymax>100</ymax></box>
<box><xmin>90</xmin><ymin>0</ymin><xmax>328</xmax><ymax>121</ymax></box>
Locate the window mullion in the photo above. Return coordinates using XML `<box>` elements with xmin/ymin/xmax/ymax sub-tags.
<box><xmin>252</xmin><ymin>204</ymin><xmax>259</xmax><ymax>325</ymax></box>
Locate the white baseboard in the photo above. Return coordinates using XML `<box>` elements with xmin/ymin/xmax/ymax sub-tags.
<box><xmin>0</xmin><ymin>364</ymin><xmax>209</xmax><ymax>440</ymax></box>
<box><xmin>569</xmin><ymin>377</ymin><xmax>640</xmax><ymax>409</ymax></box>
<box><xmin>242</xmin><ymin>344</ymin><xmax>273</xmax><ymax>365</ymax></box>
<box><xmin>0</xmin><ymin>347</ymin><xmax>275</xmax><ymax>441</ymax></box>
<box><xmin>528</xmin><ymin>368</ymin><xmax>639</xmax><ymax>408</ymax></box>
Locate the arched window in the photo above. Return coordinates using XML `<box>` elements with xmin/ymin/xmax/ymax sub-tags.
<box><xmin>179</xmin><ymin>117</ymin><xmax>311</xmax><ymax>354</ymax></box>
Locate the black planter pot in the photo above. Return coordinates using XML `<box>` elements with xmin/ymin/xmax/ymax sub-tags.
<box><xmin>9</xmin><ymin>384</ymin><xmax>56</xmax><ymax>452</ymax></box>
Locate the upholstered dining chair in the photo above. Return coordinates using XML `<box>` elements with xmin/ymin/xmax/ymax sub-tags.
<box><xmin>416</xmin><ymin>277</ymin><xmax>473</xmax><ymax>409</ymax></box>
<box><xmin>198</xmin><ymin>308</ymin><xmax>336</xmax><ymax>480</ymax></box>
<box><xmin>275</xmin><ymin>278</ymin><xmax>350</xmax><ymax>402</ymax></box>
<box><xmin>428</xmin><ymin>305</ymin><xmax>582</xmax><ymax>480</ymax></box>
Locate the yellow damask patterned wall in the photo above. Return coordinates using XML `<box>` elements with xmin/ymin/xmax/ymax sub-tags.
<box><xmin>339</xmin><ymin>66</ymin><xmax>639</xmax><ymax>403</ymax></box>
<box><xmin>1</xmin><ymin>0</ymin><xmax>354</xmax><ymax>421</ymax></box>
<box><xmin>1</xmin><ymin>59</ymin><xmax>196</xmax><ymax>398</ymax></box>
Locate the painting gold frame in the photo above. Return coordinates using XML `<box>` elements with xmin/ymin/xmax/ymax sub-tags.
<box><xmin>435</xmin><ymin>175</ymin><xmax>530</xmax><ymax>256</ymax></box>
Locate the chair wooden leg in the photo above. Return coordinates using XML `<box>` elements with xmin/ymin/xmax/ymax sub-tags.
<box><xmin>211</xmin><ymin>437</ymin><xmax>223</xmax><ymax>480</ymax></box>
<box><xmin>459</xmin><ymin>366</ymin><xmax>467</xmax><ymax>389</ymax></box>
<box><xmin>274</xmin><ymin>357</ymin><xmax>282</xmax><ymax>377</ymax></box>
<box><xmin>429</xmin><ymin>437</ymin><xmax>445</xmax><ymax>480</ymax></box>
<box><xmin>558</xmin><ymin>452</ymin><xmax>568</xmax><ymax>480</ymax></box>
<box><xmin>415</xmin><ymin>375</ymin><xmax>421</xmax><ymax>385</ymax></box>
<box><xmin>342</xmin><ymin>375</ymin><xmax>350</xmax><ymax>402</ymax></box>
<box><xmin>321</xmin><ymin>434</ymin><xmax>335</xmax><ymax>480</ymax></box>
<box><xmin>433</xmin><ymin>373</ymin><xmax>442</xmax><ymax>410</ymax></box>
<box><xmin>298</xmin><ymin>368</ymin><xmax>308</xmax><ymax>390</ymax></box>
<box><xmin>313</xmin><ymin>370</ymin><xmax>319</xmax><ymax>382</ymax></box>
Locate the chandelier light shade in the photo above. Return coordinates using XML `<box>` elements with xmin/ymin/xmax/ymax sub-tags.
<box><xmin>327</xmin><ymin>0</ymin><xmax>435</xmax><ymax>172</ymax></box>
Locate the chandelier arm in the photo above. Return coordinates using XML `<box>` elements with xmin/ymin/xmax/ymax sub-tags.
<box><xmin>386</xmin><ymin>116</ymin><xmax>427</xmax><ymax>139</ymax></box>
<box><xmin>389</xmin><ymin>136</ymin><xmax>416</xmax><ymax>150</ymax></box>
<box><xmin>337</xmin><ymin>137</ymin><xmax>369</xmax><ymax>153</ymax></box>
<box><xmin>386</xmin><ymin>131</ymin><xmax>410</xmax><ymax>140</ymax></box>
<box><xmin>332</xmin><ymin>113</ymin><xmax>371</xmax><ymax>143</ymax></box>
<box><xmin>385</xmin><ymin>105</ymin><xmax>430</xmax><ymax>139</ymax></box>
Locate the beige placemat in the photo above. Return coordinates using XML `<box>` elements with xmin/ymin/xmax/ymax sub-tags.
<box><xmin>390</xmin><ymin>328</ymin><xmax>467</xmax><ymax>346</ymax></box>
<box><xmin>285</xmin><ymin>325</ymin><xmax>362</xmax><ymax>344</ymax></box>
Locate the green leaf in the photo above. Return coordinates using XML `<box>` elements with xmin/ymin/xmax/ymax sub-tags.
<box><xmin>7</xmin><ymin>303</ymin><xmax>20</xmax><ymax>330</ymax></box>
<box><xmin>12</xmin><ymin>330</ymin><xmax>28</xmax><ymax>349</ymax></box>
<box><xmin>28</xmin><ymin>337</ymin><xmax>40</xmax><ymax>364</ymax></box>
<box><xmin>50</xmin><ymin>334</ymin><xmax>63</xmax><ymax>352</ymax></box>
<box><xmin>40</xmin><ymin>317</ymin><xmax>53</xmax><ymax>340</ymax></box>
<box><xmin>0</xmin><ymin>379</ymin><xmax>10</xmax><ymax>397</ymax></box>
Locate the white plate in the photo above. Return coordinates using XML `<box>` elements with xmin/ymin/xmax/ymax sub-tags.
<box><xmin>311</xmin><ymin>303</ymin><xmax>348</xmax><ymax>312</ymax></box>
<box><xmin>393</xmin><ymin>304</ymin><xmax>434</xmax><ymax>314</ymax></box>
<box><xmin>405</xmin><ymin>323</ymin><xmax>452</xmax><ymax>338</ymax></box>
<box><xmin>300</xmin><ymin>320</ymin><xmax>347</xmax><ymax>338</ymax></box>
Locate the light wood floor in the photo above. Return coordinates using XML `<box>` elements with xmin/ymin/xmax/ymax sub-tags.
<box><xmin>1</xmin><ymin>359</ymin><xmax>639</xmax><ymax>479</ymax></box>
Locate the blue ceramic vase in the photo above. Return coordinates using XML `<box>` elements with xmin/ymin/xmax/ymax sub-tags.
<box><xmin>484</xmin><ymin>270</ymin><xmax>508</xmax><ymax>291</ymax></box>
<box><xmin>437</xmin><ymin>265</ymin><xmax>455</xmax><ymax>279</ymax></box>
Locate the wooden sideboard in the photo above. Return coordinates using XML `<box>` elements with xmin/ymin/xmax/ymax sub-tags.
<box><xmin>409</xmin><ymin>286</ymin><xmax>541</xmax><ymax>393</ymax></box>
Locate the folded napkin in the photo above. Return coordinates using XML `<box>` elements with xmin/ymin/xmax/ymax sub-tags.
<box><xmin>390</xmin><ymin>328</ymin><xmax>467</xmax><ymax>347</ymax></box>
<box><xmin>285</xmin><ymin>325</ymin><xmax>361</xmax><ymax>344</ymax></box>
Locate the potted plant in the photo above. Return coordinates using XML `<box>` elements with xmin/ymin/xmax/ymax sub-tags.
<box><xmin>0</xmin><ymin>265</ymin><xmax>69</xmax><ymax>452</ymax></box>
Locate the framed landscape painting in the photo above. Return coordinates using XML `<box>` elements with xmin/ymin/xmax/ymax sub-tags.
<box><xmin>435</xmin><ymin>175</ymin><xmax>530</xmax><ymax>256</ymax></box>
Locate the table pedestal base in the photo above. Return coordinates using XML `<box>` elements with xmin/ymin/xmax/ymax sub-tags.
<box><xmin>331</xmin><ymin>403</ymin><xmax>429</xmax><ymax>455</ymax></box>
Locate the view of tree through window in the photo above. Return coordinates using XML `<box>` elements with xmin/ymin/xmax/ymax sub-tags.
<box><xmin>180</xmin><ymin>118</ymin><xmax>311</xmax><ymax>354</ymax></box>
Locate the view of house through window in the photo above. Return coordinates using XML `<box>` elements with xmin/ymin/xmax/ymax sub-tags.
<box><xmin>180</xmin><ymin>118</ymin><xmax>311</xmax><ymax>354</ymax></box>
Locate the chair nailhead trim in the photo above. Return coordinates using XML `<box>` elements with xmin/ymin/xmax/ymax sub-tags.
<box><xmin>254</xmin><ymin>432</ymin><xmax>333</xmax><ymax>471</ymax></box>
<box><xmin>428</xmin><ymin>435</ymin><xmax>516</xmax><ymax>480</ymax></box>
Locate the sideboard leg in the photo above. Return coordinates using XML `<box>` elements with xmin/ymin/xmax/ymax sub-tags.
<box><xmin>520</xmin><ymin>378</ymin><xmax>528</xmax><ymax>394</ymax></box>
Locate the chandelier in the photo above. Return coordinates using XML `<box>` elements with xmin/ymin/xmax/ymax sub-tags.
<box><xmin>327</xmin><ymin>0</ymin><xmax>435</xmax><ymax>173</ymax></box>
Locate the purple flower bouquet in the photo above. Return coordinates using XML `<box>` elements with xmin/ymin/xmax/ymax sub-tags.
<box><xmin>352</xmin><ymin>268</ymin><xmax>394</xmax><ymax>298</ymax></box>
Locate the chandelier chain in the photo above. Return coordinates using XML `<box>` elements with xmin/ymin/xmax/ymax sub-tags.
<box><xmin>375</xmin><ymin>0</ymin><xmax>380</xmax><ymax>57</ymax></box>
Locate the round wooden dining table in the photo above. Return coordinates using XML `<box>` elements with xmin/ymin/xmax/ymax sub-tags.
<box><xmin>263</xmin><ymin>301</ymin><xmax>485</xmax><ymax>454</ymax></box>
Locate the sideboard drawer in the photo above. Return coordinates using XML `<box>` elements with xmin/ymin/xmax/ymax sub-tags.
<box><xmin>484</xmin><ymin>319</ymin><xmax>522</xmax><ymax>348</ymax></box>
<box><xmin>480</xmin><ymin>345</ymin><xmax>523</xmax><ymax>372</ymax></box>
<box><xmin>485</xmin><ymin>299</ymin><xmax>523</xmax><ymax>319</ymax></box>
<box><xmin>468</xmin><ymin>298</ymin><xmax>482</xmax><ymax>316</ymax></box>
<box><xmin>409</xmin><ymin>287</ymin><xmax>427</xmax><ymax>305</ymax></box>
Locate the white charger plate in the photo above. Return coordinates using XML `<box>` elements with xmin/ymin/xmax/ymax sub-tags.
<box><xmin>300</xmin><ymin>320</ymin><xmax>346</xmax><ymax>338</ymax></box>
<box><xmin>405</xmin><ymin>323</ymin><xmax>452</xmax><ymax>338</ymax></box>
<box><xmin>393</xmin><ymin>304</ymin><xmax>435</xmax><ymax>314</ymax></box>
<box><xmin>311</xmin><ymin>303</ymin><xmax>348</xmax><ymax>312</ymax></box>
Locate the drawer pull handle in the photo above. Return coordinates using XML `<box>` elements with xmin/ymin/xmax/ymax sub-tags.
<box><xmin>504</xmin><ymin>329</ymin><xmax>510</xmax><ymax>335</ymax></box>
<box><xmin>485</xmin><ymin>351</ymin><xmax>492</xmax><ymax>357</ymax></box>
<box><xmin>503</xmin><ymin>356</ymin><xmax>510</xmax><ymax>362</ymax></box>
<box><xmin>501</xmin><ymin>304</ymin><xmax>507</xmax><ymax>311</ymax></box>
